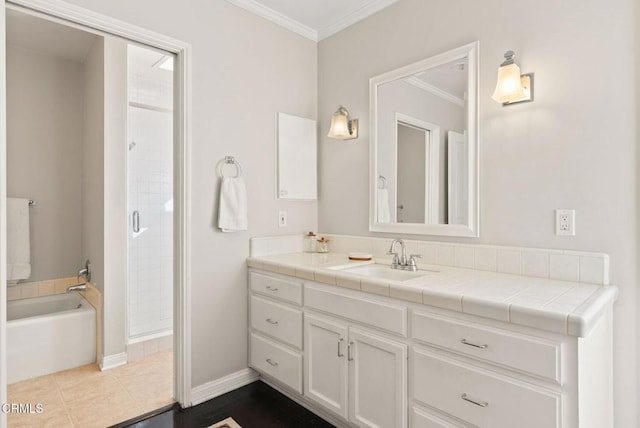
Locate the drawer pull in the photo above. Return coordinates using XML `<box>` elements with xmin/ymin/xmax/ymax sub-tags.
<box><xmin>337</xmin><ymin>338</ymin><xmax>344</xmax><ymax>357</ymax></box>
<box><xmin>265</xmin><ymin>318</ymin><xmax>279</xmax><ymax>325</ymax></box>
<box><xmin>461</xmin><ymin>393</ymin><xmax>488</xmax><ymax>408</ymax></box>
<box><xmin>347</xmin><ymin>341</ymin><xmax>355</xmax><ymax>362</ymax></box>
<box><xmin>266</xmin><ymin>285</ymin><xmax>279</xmax><ymax>292</ymax></box>
<box><xmin>461</xmin><ymin>339</ymin><xmax>488</xmax><ymax>349</ymax></box>
<box><xmin>266</xmin><ymin>358</ymin><xmax>278</xmax><ymax>367</ymax></box>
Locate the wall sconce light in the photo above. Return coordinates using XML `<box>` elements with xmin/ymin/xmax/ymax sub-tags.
<box><xmin>327</xmin><ymin>105</ymin><xmax>358</xmax><ymax>140</ymax></box>
<box><xmin>491</xmin><ymin>50</ymin><xmax>534</xmax><ymax>105</ymax></box>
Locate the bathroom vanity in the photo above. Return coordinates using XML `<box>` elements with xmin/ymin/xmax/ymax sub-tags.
<box><xmin>246</xmin><ymin>251</ymin><xmax>616</xmax><ymax>428</ymax></box>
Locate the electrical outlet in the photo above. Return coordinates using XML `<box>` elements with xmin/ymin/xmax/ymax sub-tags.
<box><xmin>278</xmin><ymin>211</ymin><xmax>287</xmax><ymax>228</ymax></box>
<box><xmin>555</xmin><ymin>209</ymin><xmax>575</xmax><ymax>236</ymax></box>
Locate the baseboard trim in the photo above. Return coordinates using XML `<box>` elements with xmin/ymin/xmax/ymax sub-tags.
<box><xmin>260</xmin><ymin>376</ymin><xmax>353</xmax><ymax>428</ymax></box>
<box><xmin>190</xmin><ymin>368</ymin><xmax>259</xmax><ymax>406</ymax></box>
<box><xmin>100</xmin><ymin>352</ymin><xmax>128</xmax><ymax>371</ymax></box>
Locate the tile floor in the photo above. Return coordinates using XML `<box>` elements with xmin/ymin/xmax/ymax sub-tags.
<box><xmin>7</xmin><ymin>351</ymin><xmax>173</xmax><ymax>428</ymax></box>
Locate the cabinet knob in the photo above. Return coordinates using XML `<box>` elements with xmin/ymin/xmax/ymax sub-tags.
<box><xmin>266</xmin><ymin>358</ymin><xmax>278</xmax><ymax>367</ymax></box>
<box><xmin>337</xmin><ymin>338</ymin><xmax>344</xmax><ymax>357</ymax></box>
<box><xmin>266</xmin><ymin>285</ymin><xmax>279</xmax><ymax>292</ymax></box>
<box><xmin>266</xmin><ymin>318</ymin><xmax>279</xmax><ymax>325</ymax></box>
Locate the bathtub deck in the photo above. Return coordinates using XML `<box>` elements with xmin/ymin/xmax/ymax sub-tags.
<box><xmin>7</xmin><ymin>351</ymin><xmax>173</xmax><ymax>427</ymax></box>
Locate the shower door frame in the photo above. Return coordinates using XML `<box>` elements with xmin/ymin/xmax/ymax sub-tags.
<box><xmin>0</xmin><ymin>0</ymin><xmax>193</xmax><ymax>420</ymax></box>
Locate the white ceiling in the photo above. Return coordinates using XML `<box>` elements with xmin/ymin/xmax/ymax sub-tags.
<box><xmin>226</xmin><ymin>0</ymin><xmax>400</xmax><ymax>41</ymax></box>
<box><xmin>6</xmin><ymin>9</ymin><xmax>97</xmax><ymax>63</ymax></box>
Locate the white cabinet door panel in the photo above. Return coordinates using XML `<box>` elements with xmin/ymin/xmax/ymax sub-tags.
<box><xmin>349</xmin><ymin>328</ymin><xmax>407</xmax><ymax>428</ymax></box>
<box><xmin>304</xmin><ymin>313</ymin><xmax>348</xmax><ymax>418</ymax></box>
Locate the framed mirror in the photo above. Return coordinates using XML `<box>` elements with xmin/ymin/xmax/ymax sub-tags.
<box><xmin>369</xmin><ymin>41</ymin><xmax>479</xmax><ymax>237</ymax></box>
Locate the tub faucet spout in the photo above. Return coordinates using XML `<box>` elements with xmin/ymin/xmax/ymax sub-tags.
<box><xmin>67</xmin><ymin>284</ymin><xmax>87</xmax><ymax>292</ymax></box>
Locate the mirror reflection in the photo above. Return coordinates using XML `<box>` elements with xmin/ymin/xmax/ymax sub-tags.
<box><xmin>371</xmin><ymin>42</ymin><xmax>478</xmax><ymax>237</ymax></box>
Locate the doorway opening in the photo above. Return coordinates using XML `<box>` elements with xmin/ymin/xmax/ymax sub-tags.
<box><xmin>1</xmin><ymin>1</ymin><xmax>191</xmax><ymax>426</ymax></box>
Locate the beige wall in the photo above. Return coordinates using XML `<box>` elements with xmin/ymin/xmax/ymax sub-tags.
<box><xmin>59</xmin><ymin>0</ymin><xmax>318</xmax><ymax>387</ymax></box>
<box><xmin>102</xmin><ymin>37</ymin><xmax>128</xmax><ymax>359</ymax></box>
<box><xmin>82</xmin><ymin>38</ymin><xmax>104</xmax><ymax>293</ymax></box>
<box><xmin>318</xmin><ymin>0</ymin><xmax>637</xmax><ymax>425</ymax></box>
<box><xmin>7</xmin><ymin>46</ymin><xmax>84</xmax><ymax>282</ymax></box>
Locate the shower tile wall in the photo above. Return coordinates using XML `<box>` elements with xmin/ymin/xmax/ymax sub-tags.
<box><xmin>127</xmin><ymin>45</ymin><xmax>174</xmax><ymax>339</ymax></box>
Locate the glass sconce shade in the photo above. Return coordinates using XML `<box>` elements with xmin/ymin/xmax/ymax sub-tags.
<box><xmin>328</xmin><ymin>106</ymin><xmax>358</xmax><ymax>140</ymax></box>
<box><xmin>492</xmin><ymin>51</ymin><xmax>533</xmax><ymax>105</ymax></box>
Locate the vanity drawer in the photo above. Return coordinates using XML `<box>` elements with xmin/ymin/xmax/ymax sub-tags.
<box><xmin>411</xmin><ymin>407</ymin><xmax>461</xmax><ymax>428</ymax></box>
<box><xmin>250</xmin><ymin>333</ymin><xmax>302</xmax><ymax>393</ymax></box>
<box><xmin>412</xmin><ymin>348</ymin><xmax>560</xmax><ymax>428</ymax></box>
<box><xmin>305</xmin><ymin>283</ymin><xmax>407</xmax><ymax>337</ymax></box>
<box><xmin>411</xmin><ymin>310</ymin><xmax>561</xmax><ymax>383</ymax></box>
<box><xmin>250</xmin><ymin>271</ymin><xmax>302</xmax><ymax>306</ymax></box>
<box><xmin>250</xmin><ymin>295</ymin><xmax>302</xmax><ymax>349</ymax></box>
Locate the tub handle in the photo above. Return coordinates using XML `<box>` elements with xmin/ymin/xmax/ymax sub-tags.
<box><xmin>133</xmin><ymin>210</ymin><xmax>140</xmax><ymax>233</ymax></box>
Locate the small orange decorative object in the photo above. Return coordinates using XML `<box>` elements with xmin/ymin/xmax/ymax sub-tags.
<box><xmin>316</xmin><ymin>237</ymin><xmax>330</xmax><ymax>253</ymax></box>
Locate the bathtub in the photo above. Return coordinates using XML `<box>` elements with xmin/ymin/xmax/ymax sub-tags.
<box><xmin>7</xmin><ymin>292</ymin><xmax>96</xmax><ymax>384</ymax></box>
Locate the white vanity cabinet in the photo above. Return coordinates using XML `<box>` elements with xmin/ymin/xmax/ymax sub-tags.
<box><xmin>248</xmin><ymin>268</ymin><xmax>614</xmax><ymax>428</ymax></box>
<box><xmin>304</xmin><ymin>312</ymin><xmax>407</xmax><ymax>428</ymax></box>
<box><xmin>248</xmin><ymin>271</ymin><xmax>304</xmax><ymax>393</ymax></box>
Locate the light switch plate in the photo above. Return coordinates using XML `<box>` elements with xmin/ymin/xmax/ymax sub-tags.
<box><xmin>278</xmin><ymin>211</ymin><xmax>287</xmax><ymax>228</ymax></box>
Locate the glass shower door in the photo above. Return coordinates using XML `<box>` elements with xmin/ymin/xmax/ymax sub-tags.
<box><xmin>127</xmin><ymin>45</ymin><xmax>174</xmax><ymax>340</ymax></box>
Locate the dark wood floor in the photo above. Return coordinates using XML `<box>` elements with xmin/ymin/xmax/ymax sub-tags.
<box><xmin>113</xmin><ymin>381</ymin><xmax>335</xmax><ymax>428</ymax></box>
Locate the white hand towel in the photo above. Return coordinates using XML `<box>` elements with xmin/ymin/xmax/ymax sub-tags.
<box><xmin>377</xmin><ymin>188</ymin><xmax>391</xmax><ymax>223</ymax></box>
<box><xmin>218</xmin><ymin>177</ymin><xmax>248</xmax><ymax>232</ymax></box>
<box><xmin>7</xmin><ymin>197</ymin><xmax>31</xmax><ymax>281</ymax></box>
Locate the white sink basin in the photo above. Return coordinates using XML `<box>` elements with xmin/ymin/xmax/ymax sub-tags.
<box><xmin>332</xmin><ymin>264</ymin><xmax>431</xmax><ymax>282</ymax></box>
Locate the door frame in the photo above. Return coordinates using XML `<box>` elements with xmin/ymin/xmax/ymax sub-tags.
<box><xmin>0</xmin><ymin>0</ymin><xmax>193</xmax><ymax>422</ymax></box>
<box><xmin>394</xmin><ymin>112</ymin><xmax>440</xmax><ymax>224</ymax></box>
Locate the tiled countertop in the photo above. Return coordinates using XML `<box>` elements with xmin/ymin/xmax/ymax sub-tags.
<box><xmin>247</xmin><ymin>252</ymin><xmax>618</xmax><ymax>338</ymax></box>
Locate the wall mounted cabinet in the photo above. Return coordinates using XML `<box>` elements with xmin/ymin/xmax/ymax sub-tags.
<box><xmin>276</xmin><ymin>112</ymin><xmax>317</xmax><ymax>200</ymax></box>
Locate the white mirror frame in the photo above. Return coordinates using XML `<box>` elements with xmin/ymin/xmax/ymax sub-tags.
<box><xmin>369</xmin><ymin>41</ymin><xmax>479</xmax><ymax>237</ymax></box>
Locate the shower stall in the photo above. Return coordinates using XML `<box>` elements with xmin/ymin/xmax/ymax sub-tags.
<box><xmin>127</xmin><ymin>45</ymin><xmax>174</xmax><ymax>342</ymax></box>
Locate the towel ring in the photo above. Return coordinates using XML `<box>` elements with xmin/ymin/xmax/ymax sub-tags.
<box><xmin>217</xmin><ymin>155</ymin><xmax>243</xmax><ymax>178</ymax></box>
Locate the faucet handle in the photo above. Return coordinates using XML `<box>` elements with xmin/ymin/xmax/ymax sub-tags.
<box><xmin>408</xmin><ymin>254</ymin><xmax>422</xmax><ymax>270</ymax></box>
<box><xmin>387</xmin><ymin>251</ymin><xmax>400</xmax><ymax>267</ymax></box>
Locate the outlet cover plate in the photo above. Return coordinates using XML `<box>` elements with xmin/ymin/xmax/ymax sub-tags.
<box><xmin>555</xmin><ymin>209</ymin><xmax>575</xmax><ymax>236</ymax></box>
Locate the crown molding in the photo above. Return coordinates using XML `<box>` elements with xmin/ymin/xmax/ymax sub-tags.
<box><xmin>318</xmin><ymin>0</ymin><xmax>400</xmax><ymax>40</ymax></box>
<box><xmin>226</xmin><ymin>0</ymin><xmax>318</xmax><ymax>41</ymax></box>
<box><xmin>404</xmin><ymin>76</ymin><xmax>465</xmax><ymax>107</ymax></box>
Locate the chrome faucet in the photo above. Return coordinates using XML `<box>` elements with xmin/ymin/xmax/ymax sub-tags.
<box><xmin>67</xmin><ymin>284</ymin><xmax>87</xmax><ymax>292</ymax></box>
<box><xmin>387</xmin><ymin>239</ymin><xmax>422</xmax><ymax>271</ymax></box>
<box><xmin>388</xmin><ymin>239</ymin><xmax>407</xmax><ymax>267</ymax></box>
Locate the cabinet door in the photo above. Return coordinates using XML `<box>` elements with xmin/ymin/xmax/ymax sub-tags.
<box><xmin>348</xmin><ymin>328</ymin><xmax>407</xmax><ymax>428</ymax></box>
<box><xmin>304</xmin><ymin>313</ymin><xmax>348</xmax><ymax>418</ymax></box>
